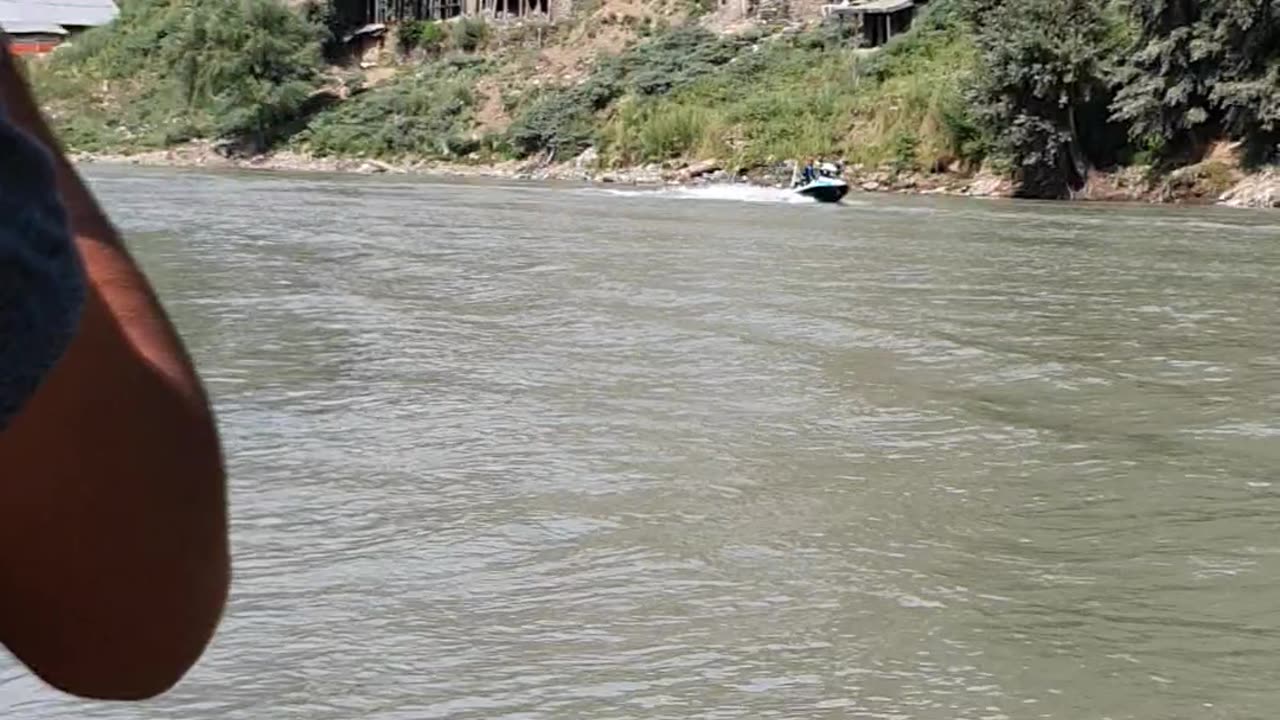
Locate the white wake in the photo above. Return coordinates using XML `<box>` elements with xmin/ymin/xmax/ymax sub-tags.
<box><xmin>582</xmin><ymin>183</ymin><xmax>819</xmax><ymax>204</ymax></box>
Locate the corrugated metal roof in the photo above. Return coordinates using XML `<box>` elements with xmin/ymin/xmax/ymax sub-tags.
<box><xmin>823</xmin><ymin>0</ymin><xmax>913</xmax><ymax>13</ymax></box>
<box><xmin>342</xmin><ymin>22</ymin><xmax>387</xmax><ymax>41</ymax></box>
<box><xmin>855</xmin><ymin>0</ymin><xmax>913</xmax><ymax>12</ymax></box>
<box><xmin>3</xmin><ymin>19</ymin><xmax>68</xmax><ymax>33</ymax></box>
<box><xmin>0</xmin><ymin>0</ymin><xmax>119</xmax><ymax>30</ymax></box>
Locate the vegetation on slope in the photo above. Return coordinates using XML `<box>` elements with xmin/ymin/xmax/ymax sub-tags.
<box><xmin>25</xmin><ymin>0</ymin><xmax>1280</xmax><ymax>197</ymax></box>
<box><xmin>965</xmin><ymin>0</ymin><xmax>1280</xmax><ymax>196</ymax></box>
<box><xmin>299</xmin><ymin>56</ymin><xmax>489</xmax><ymax>158</ymax></box>
<box><xmin>32</xmin><ymin>0</ymin><xmax>326</xmax><ymax>152</ymax></box>
<box><xmin>587</xmin><ymin>18</ymin><xmax>979</xmax><ymax>170</ymax></box>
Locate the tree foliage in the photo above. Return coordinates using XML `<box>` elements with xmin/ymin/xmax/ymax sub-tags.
<box><xmin>965</xmin><ymin>0</ymin><xmax>1121</xmax><ymax>197</ymax></box>
<box><xmin>174</xmin><ymin>0</ymin><xmax>325</xmax><ymax>150</ymax></box>
<box><xmin>301</xmin><ymin>58</ymin><xmax>485</xmax><ymax>158</ymax></box>
<box><xmin>1113</xmin><ymin>0</ymin><xmax>1280</xmax><ymax>163</ymax></box>
<box><xmin>399</xmin><ymin>20</ymin><xmax>448</xmax><ymax>55</ymax></box>
<box><xmin>451</xmin><ymin>16</ymin><xmax>490</xmax><ymax>52</ymax></box>
<box><xmin>37</xmin><ymin>0</ymin><xmax>325</xmax><ymax>151</ymax></box>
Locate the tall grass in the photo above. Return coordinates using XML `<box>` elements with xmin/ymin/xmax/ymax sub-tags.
<box><xmin>844</xmin><ymin>20</ymin><xmax>981</xmax><ymax>167</ymax></box>
<box><xmin>599</xmin><ymin>98</ymin><xmax>729</xmax><ymax>163</ymax></box>
<box><xmin>592</xmin><ymin>12</ymin><xmax>981</xmax><ymax>170</ymax></box>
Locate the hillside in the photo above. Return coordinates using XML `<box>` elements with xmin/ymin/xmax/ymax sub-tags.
<box><xmin>22</xmin><ymin>0</ymin><xmax>1280</xmax><ymax>204</ymax></box>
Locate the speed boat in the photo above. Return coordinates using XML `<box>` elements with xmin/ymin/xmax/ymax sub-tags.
<box><xmin>792</xmin><ymin>162</ymin><xmax>850</xmax><ymax>203</ymax></box>
<box><xmin>794</xmin><ymin>176</ymin><xmax>850</xmax><ymax>203</ymax></box>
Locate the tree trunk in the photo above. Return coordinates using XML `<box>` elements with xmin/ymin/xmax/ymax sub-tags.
<box><xmin>1065</xmin><ymin>103</ymin><xmax>1089</xmax><ymax>191</ymax></box>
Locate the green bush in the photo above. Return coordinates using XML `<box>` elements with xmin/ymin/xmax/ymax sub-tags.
<box><xmin>1107</xmin><ymin>0</ymin><xmax>1280</xmax><ymax>164</ymax></box>
<box><xmin>33</xmin><ymin>0</ymin><xmax>325</xmax><ymax>153</ymax></box>
<box><xmin>581</xmin><ymin>7</ymin><xmax>988</xmax><ymax>171</ymax></box>
<box><xmin>599</xmin><ymin>98</ymin><xmax>727</xmax><ymax>163</ymax></box>
<box><xmin>399</xmin><ymin>20</ymin><xmax>447</xmax><ymax>55</ymax></box>
<box><xmin>890</xmin><ymin>131</ymin><xmax>919</xmax><ymax>172</ymax></box>
<box><xmin>504</xmin><ymin>25</ymin><xmax>745</xmax><ymax>159</ymax></box>
<box><xmin>451</xmin><ymin>17</ymin><xmax>490</xmax><ymax>52</ymax></box>
<box><xmin>623</xmin><ymin>26</ymin><xmax>741</xmax><ymax>96</ymax></box>
<box><xmin>967</xmin><ymin>0</ymin><xmax>1117</xmax><ymax>197</ymax></box>
<box><xmin>300</xmin><ymin>60</ymin><xmax>484</xmax><ymax>159</ymax></box>
<box><xmin>685</xmin><ymin>0</ymin><xmax>717</xmax><ymax>17</ymax></box>
<box><xmin>506</xmin><ymin>87</ymin><xmax>601</xmax><ymax>159</ymax></box>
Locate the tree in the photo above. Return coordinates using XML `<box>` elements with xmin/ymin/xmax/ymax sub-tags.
<box><xmin>967</xmin><ymin>0</ymin><xmax>1118</xmax><ymax>197</ymax></box>
<box><xmin>169</xmin><ymin>0</ymin><xmax>324</xmax><ymax>152</ymax></box>
<box><xmin>1113</xmin><ymin>0</ymin><xmax>1280</xmax><ymax>163</ymax></box>
<box><xmin>1205</xmin><ymin>0</ymin><xmax>1280</xmax><ymax>162</ymax></box>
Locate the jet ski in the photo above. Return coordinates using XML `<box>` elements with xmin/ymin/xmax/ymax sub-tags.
<box><xmin>793</xmin><ymin>162</ymin><xmax>849</xmax><ymax>203</ymax></box>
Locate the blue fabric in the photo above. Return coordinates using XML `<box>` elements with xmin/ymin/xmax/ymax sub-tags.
<box><xmin>0</xmin><ymin>109</ymin><xmax>85</xmax><ymax>430</ymax></box>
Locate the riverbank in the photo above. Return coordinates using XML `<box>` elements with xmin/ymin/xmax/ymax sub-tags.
<box><xmin>33</xmin><ymin>0</ymin><xmax>1280</xmax><ymax>208</ymax></box>
<box><xmin>72</xmin><ymin>142</ymin><xmax>1280</xmax><ymax>208</ymax></box>
<box><xmin>70</xmin><ymin>142</ymin><xmax>1013</xmax><ymax>196</ymax></box>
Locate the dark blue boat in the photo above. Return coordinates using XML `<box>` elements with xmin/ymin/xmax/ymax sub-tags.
<box><xmin>794</xmin><ymin>176</ymin><xmax>850</xmax><ymax>203</ymax></box>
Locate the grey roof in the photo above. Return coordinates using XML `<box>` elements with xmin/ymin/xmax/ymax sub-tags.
<box><xmin>0</xmin><ymin>0</ymin><xmax>119</xmax><ymax>30</ymax></box>
<box><xmin>342</xmin><ymin>22</ymin><xmax>387</xmax><ymax>41</ymax></box>
<box><xmin>853</xmin><ymin>0</ymin><xmax>914</xmax><ymax>12</ymax></box>
<box><xmin>823</xmin><ymin>0</ymin><xmax>913</xmax><ymax>13</ymax></box>
<box><xmin>3</xmin><ymin>19</ymin><xmax>68</xmax><ymax>33</ymax></box>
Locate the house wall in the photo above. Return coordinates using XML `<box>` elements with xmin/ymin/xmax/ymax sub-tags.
<box><xmin>327</xmin><ymin>0</ymin><xmax>377</xmax><ymax>29</ymax></box>
<box><xmin>856</xmin><ymin>7</ymin><xmax>913</xmax><ymax>46</ymax></box>
<box><xmin>6</xmin><ymin>33</ymin><xmax>65</xmax><ymax>55</ymax></box>
<box><xmin>328</xmin><ymin>0</ymin><xmax>563</xmax><ymax>32</ymax></box>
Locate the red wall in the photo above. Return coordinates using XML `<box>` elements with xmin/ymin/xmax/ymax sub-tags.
<box><xmin>7</xmin><ymin>36</ymin><xmax>64</xmax><ymax>55</ymax></box>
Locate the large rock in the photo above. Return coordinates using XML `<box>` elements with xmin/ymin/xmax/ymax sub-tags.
<box><xmin>965</xmin><ymin>171</ymin><xmax>1014</xmax><ymax>198</ymax></box>
<box><xmin>1075</xmin><ymin>166</ymin><xmax>1152</xmax><ymax>202</ymax></box>
<box><xmin>681</xmin><ymin>158</ymin><xmax>722</xmax><ymax>180</ymax></box>
<box><xmin>1218</xmin><ymin>170</ymin><xmax>1280</xmax><ymax>208</ymax></box>
<box><xmin>356</xmin><ymin>160</ymin><xmax>393</xmax><ymax>174</ymax></box>
<box><xmin>1159</xmin><ymin>160</ymin><xmax>1241</xmax><ymax>202</ymax></box>
<box><xmin>574</xmin><ymin>146</ymin><xmax>599</xmax><ymax>171</ymax></box>
<box><xmin>633</xmin><ymin>164</ymin><xmax>665</xmax><ymax>184</ymax></box>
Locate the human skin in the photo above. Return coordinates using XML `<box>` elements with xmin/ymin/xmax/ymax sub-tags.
<box><xmin>0</xmin><ymin>40</ymin><xmax>230</xmax><ymax>700</ymax></box>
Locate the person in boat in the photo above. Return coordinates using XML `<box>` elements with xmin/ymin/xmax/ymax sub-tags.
<box><xmin>799</xmin><ymin>158</ymin><xmax>818</xmax><ymax>185</ymax></box>
<box><xmin>0</xmin><ymin>33</ymin><xmax>229</xmax><ymax>700</ymax></box>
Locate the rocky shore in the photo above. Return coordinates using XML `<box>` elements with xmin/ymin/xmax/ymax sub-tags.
<box><xmin>72</xmin><ymin>141</ymin><xmax>1280</xmax><ymax>209</ymax></box>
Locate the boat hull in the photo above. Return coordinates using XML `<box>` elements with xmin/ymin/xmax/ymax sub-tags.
<box><xmin>794</xmin><ymin>179</ymin><xmax>850</xmax><ymax>203</ymax></box>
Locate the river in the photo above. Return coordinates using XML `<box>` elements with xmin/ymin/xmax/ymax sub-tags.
<box><xmin>3</xmin><ymin>166</ymin><xmax>1278</xmax><ymax>719</ymax></box>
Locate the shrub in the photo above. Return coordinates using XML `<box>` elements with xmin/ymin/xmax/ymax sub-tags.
<box><xmin>599</xmin><ymin>98</ymin><xmax>727</xmax><ymax>163</ymax></box>
<box><xmin>301</xmin><ymin>61</ymin><xmax>484</xmax><ymax>159</ymax></box>
<box><xmin>504</xmin><ymin>25</ymin><xmax>744</xmax><ymax>159</ymax></box>
<box><xmin>890</xmin><ymin>131</ymin><xmax>919</xmax><ymax>172</ymax></box>
<box><xmin>451</xmin><ymin>17</ymin><xmax>490</xmax><ymax>52</ymax></box>
<box><xmin>506</xmin><ymin>88</ymin><xmax>600</xmax><ymax>159</ymax></box>
<box><xmin>399</xmin><ymin>20</ymin><xmax>447</xmax><ymax>55</ymax></box>
<box><xmin>33</xmin><ymin>0</ymin><xmax>325</xmax><ymax>152</ymax></box>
